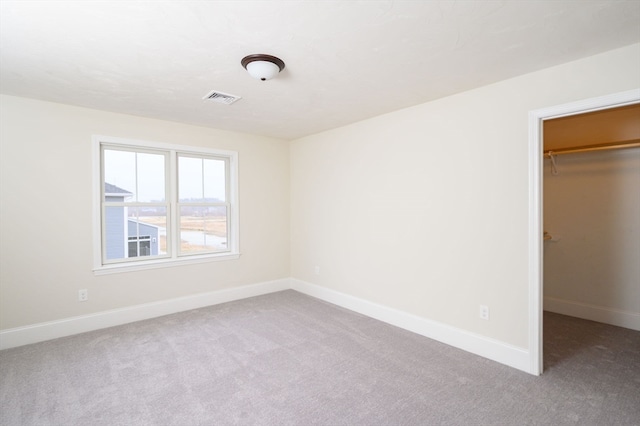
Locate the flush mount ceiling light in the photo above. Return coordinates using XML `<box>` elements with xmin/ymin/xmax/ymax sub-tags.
<box><xmin>241</xmin><ymin>54</ymin><xmax>285</xmax><ymax>81</ymax></box>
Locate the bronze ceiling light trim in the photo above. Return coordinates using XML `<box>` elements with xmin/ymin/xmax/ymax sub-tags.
<box><xmin>241</xmin><ymin>54</ymin><xmax>286</xmax><ymax>81</ymax></box>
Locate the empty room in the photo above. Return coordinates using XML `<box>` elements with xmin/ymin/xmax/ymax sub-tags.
<box><xmin>1</xmin><ymin>1</ymin><xmax>639</xmax><ymax>425</ymax></box>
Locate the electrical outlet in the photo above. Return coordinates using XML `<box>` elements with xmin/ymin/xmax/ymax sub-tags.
<box><xmin>314</xmin><ymin>266</ymin><xmax>320</xmax><ymax>275</ymax></box>
<box><xmin>479</xmin><ymin>305</ymin><xmax>489</xmax><ymax>320</ymax></box>
<box><xmin>78</xmin><ymin>289</ymin><xmax>88</xmax><ymax>302</ymax></box>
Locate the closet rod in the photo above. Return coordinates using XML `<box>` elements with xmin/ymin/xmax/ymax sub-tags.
<box><xmin>544</xmin><ymin>140</ymin><xmax>640</xmax><ymax>157</ymax></box>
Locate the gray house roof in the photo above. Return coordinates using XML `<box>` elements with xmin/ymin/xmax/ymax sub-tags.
<box><xmin>105</xmin><ymin>182</ymin><xmax>132</xmax><ymax>196</ymax></box>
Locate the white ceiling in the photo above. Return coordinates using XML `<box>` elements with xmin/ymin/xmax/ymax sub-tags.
<box><xmin>1</xmin><ymin>1</ymin><xmax>639</xmax><ymax>140</ymax></box>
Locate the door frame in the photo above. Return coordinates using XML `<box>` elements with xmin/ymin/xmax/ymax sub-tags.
<box><xmin>527</xmin><ymin>88</ymin><xmax>640</xmax><ymax>375</ymax></box>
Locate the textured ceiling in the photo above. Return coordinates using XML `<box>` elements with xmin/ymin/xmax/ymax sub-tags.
<box><xmin>1</xmin><ymin>1</ymin><xmax>639</xmax><ymax>140</ymax></box>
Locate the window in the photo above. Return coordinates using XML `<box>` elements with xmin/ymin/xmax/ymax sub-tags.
<box><xmin>93</xmin><ymin>136</ymin><xmax>239</xmax><ymax>274</ymax></box>
<box><xmin>128</xmin><ymin>235</ymin><xmax>151</xmax><ymax>257</ymax></box>
<box><xmin>177</xmin><ymin>154</ymin><xmax>230</xmax><ymax>255</ymax></box>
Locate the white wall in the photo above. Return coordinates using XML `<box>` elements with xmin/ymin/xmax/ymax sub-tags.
<box><xmin>0</xmin><ymin>95</ymin><xmax>290</xmax><ymax>330</ymax></box>
<box><xmin>1</xmin><ymin>43</ymin><xmax>639</xmax><ymax>367</ymax></box>
<box><xmin>290</xmin><ymin>43</ymin><xmax>640</xmax><ymax>350</ymax></box>
<box><xmin>544</xmin><ymin>148</ymin><xmax>640</xmax><ymax>329</ymax></box>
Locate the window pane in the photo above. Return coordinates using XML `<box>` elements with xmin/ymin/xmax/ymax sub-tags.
<box><xmin>104</xmin><ymin>149</ymin><xmax>136</xmax><ymax>201</ymax></box>
<box><xmin>104</xmin><ymin>206</ymin><xmax>167</xmax><ymax>261</ymax></box>
<box><xmin>203</xmin><ymin>158</ymin><xmax>226</xmax><ymax>202</ymax></box>
<box><xmin>130</xmin><ymin>207</ymin><xmax>168</xmax><ymax>256</ymax></box>
<box><xmin>136</xmin><ymin>152</ymin><xmax>165</xmax><ymax>202</ymax></box>
<box><xmin>128</xmin><ymin>241</ymin><xmax>139</xmax><ymax>257</ymax></box>
<box><xmin>178</xmin><ymin>156</ymin><xmax>202</xmax><ymax>202</ymax></box>
<box><xmin>103</xmin><ymin>149</ymin><xmax>165</xmax><ymax>202</ymax></box>
<box><xmin>179</xmin><ymin>206</ymin><xmax>227</xmax><ymax>254</ymax></box>
<box><xmin>178</xmin><ymin>156</ymin><xmax>226</xmax><ymax>202</ymax></box>
<box><xmin>105</xmin><ymin>206</ymin><xmax>128</xmax><ymax>260</ymax></box>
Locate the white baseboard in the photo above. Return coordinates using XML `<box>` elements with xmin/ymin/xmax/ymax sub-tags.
<box><xmin>1</xmin><ymin>277</ymin><xmax>535</xmax><ymax>375</ymax></box>
<box><xmin>291</xmin><ymin>279</ymin><xmax>532</xmax><ymax>374</ymax></box>
<box><xmin>544</xmin><ymin>297</ymin><xmax>640</xmax><ymax>331</ymax></box>
<box><xmin>0</xmin><ymin>278</ymin><xmax>290</xmax><ymax>350</ymax></box>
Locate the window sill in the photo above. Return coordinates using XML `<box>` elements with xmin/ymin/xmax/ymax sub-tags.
<box><xmin>93</xmin><ymin>252</ymin><xmax>241</xmax><ymax>275</ymax></box>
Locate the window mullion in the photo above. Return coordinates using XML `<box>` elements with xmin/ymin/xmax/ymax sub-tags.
<box><xmin>134</xmin><ymin>152</ymin><xmax>139</xmax><ymax>203</ymax></box>
<box><xmin>169</xmin><ymin>150</ymin><xmax>178</xmax><ymax>260</ymax></box>
<box><xmin>225</xmin><ymin>157</ymin><xmax>232</xmax><ymax>251</ymax></box>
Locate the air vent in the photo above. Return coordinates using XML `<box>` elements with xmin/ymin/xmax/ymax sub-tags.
<box><xmin>202</xmin><ymin>90</ymin><xmax>241</xmax><ymax>105</ymax></box>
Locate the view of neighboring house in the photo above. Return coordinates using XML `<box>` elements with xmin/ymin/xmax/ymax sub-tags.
<box><xmin>104</xmin><ymin>183</ymin><xmax>159</xmax><ymax>260</ymax></box>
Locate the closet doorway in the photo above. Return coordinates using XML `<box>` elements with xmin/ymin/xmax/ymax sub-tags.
<box><xmin>542</xmin><ymin>103</ymin><xmax>640</xmax><ymax>370</ymax></box>
<box><xmin>528</xmin><ymin>89</ymin><xmax>640</xmax><ymax>375</ymax></box>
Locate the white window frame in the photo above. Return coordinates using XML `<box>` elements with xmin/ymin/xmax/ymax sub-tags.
<box><xmin>176</xmin><ymin>152</ymin><xmax>231</xmax><ymax>257</ymax></box>
<box><xmin>92</xmin><ymin>135</ymin><xmax>240</xmax><ymax>275</ymax></box>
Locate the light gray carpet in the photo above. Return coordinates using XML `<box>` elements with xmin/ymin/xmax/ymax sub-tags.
<box><xmin>1</xmin><ymin>290</ymin><xmax>639</xmax><ymax>426</ymax></box>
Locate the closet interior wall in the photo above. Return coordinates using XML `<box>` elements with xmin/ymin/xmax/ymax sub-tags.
<box><xmin>543</xmin><ymin>106</ymin><xmax>640</xmax><ymax>331</ymax></box>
